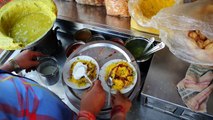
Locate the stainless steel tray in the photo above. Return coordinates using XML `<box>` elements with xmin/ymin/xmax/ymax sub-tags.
<box><xmin>62</xmin><ymin>40</ymin><xmax>141</xmax><ymax>118</ymax></box>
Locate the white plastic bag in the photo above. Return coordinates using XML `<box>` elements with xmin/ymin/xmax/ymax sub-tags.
<box><xmin>152</xmin><ymin>0</ymin><xmax>213</xmax><ymax>65</ymax></box>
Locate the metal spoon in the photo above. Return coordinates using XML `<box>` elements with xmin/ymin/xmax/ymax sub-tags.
<box><xmin>107</xmin><ymin>77</ymin><xmax>113</xmax><ymax>106</ymax></box>
<box><xmin>73</xmin><ymin>62</ymin><xmax>93</xmax><ymax>85</ymax></box>
<box><xmin>143</xmin><ymin>42</ymin><xmax>165</xmax><ymax>56</ymax></box>
<box><xmin>143</xmin><ymin>37</ymin><xmax>155</xmax><ymax>53</ymax></box>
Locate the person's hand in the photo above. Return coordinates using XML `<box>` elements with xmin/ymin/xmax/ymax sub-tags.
<box><xmin>112</xmin><ymin>92</ymin><xmax>132</xmax><ymax>115</ymax></box>
<box><xmin>14</xmin><ymin>50</ymin><xmax>45</xmax><ymax>70</ymax></box>
<box><xmin>80</xmin><ymin>80</ymin><xmax>106</xmax><ymax>115</ymax></box>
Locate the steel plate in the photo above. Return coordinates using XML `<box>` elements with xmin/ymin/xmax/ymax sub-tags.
<box><xmin>62</xmin><ymin>40</ymin><xmax>141</xmax><ymax>118</ymax></box>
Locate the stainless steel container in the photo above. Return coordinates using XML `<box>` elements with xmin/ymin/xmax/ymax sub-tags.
<box><xmin>37</xmin><ymin>57</ymin><xmax>59</xmax><ymax>85</ymax></box>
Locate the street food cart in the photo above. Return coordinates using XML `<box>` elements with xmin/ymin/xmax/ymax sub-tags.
<box><xmin>0</xmin><ymin>0</ymin><xmax>212</xmax><ymax>119</ymax></box>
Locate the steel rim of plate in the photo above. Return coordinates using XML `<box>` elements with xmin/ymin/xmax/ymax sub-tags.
<box><xmin>62</xmin><ymin>40</ymin><xmax>141</xmax><ymax>114</ymax></box>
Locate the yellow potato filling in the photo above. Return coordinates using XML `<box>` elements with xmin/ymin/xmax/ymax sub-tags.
<box><xmin>105</xmin><ymin>61</ymin><xmax>135</xmax><ymax>91</ymax></box>
<box><xmin>69</xmin><ymin>60</ymin><xmax>97</xmax><ymax>87</ymax></box>
<box><xmin>0</xmin><ymin>0</ymin><xmax>57</xmax><ymax>50</ymax></box>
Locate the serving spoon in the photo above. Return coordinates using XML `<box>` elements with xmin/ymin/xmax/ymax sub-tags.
<box><xmin>143</xmin><ymin>37</ymin><xmax>155</xmax><ymax>53</ymax></box>
<box><xmin>143</xmin><ymin>42</ymin><xmax>165</xmax><ymax>56</ymax></box>
<box><xmin>107</xmin><ymin>77</ymin><xmax>113</xmax><ymax>106</ymax></box>
<box><xmin>73</xmin><ymin>62</ymin><xmax>93</xmax><ymax>86</ymax></box>
<box><xmin>131</xmin><ymin>42</ymin><xmax>165</xmax><ymax>63</ymax></box>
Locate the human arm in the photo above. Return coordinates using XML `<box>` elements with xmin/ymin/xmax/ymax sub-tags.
<box><xmin>0</xmin><ymin>50</ymin><xmax>45</xmax><ymax>72</ymax></box>
<box><xmin>78</xmin><ymin>80</ymin><xmax>106</xmax><ymax>120</ymax></box>
<box><xmin>111</xmin><ymin>92</ymin><xmax>132</xmax><ymax>120</ymax></box>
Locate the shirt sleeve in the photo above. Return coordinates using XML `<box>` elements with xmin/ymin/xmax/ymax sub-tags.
<box><xmin>0</xmin><ymin>70</ymin><xmax>77</xmax><ymax>120</ymax></box>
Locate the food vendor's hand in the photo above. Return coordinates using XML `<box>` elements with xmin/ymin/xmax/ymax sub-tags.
<box><xmin>80</xmin><ymin>80</ymin><xmax>106</xmax><ymax>115</ymax></box>
<box><xmin>112</xmin><ymin>92</ymin><xmax>132</xmax><ymax>115</ymax></box>
<box><xmin>14</xmin><ymin>50</ymin><xmax>45</xmax><ymax>70</ymax></box>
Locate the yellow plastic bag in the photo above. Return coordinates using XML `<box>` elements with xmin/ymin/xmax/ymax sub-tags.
<box><xmin>128</xmin><ymin>0</ymin><xmax>182</xmax><ymax>27</ymax></box>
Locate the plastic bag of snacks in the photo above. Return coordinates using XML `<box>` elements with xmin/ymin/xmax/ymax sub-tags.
<box><xmin>128</xmin><ymin>0</ymin><xmax>183</xmax><ymax>27</ymax></box>
<box><xmin>105</xmin><ymin>0</ymin><xmax>130</xmax><ymax>17</ymax></box>
<box><xmin>75</xmin><ymin>0</ymin><xmax>104</xmax><ymax>6</ymax></box>
<box><xmin>152</xmin><ymin>0</ymin><xmax>213</xmax><ymax>65</ymax></box>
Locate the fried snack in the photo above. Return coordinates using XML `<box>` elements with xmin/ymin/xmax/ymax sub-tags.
<box><xmin>188</xmin><ymin>30</ymin><xmax>212</xmax><ymax>49</ymax></box>
<box><xmin>197</xmin><ymin>40</ymin><xmax>204</xmax><ymax>49</ymax></box>
<box><xmin>205</xmin><ymin>43</ymin><xmax>213</xmax><ymax>50</ymax></box>
<box><xmin>105</xmin><ymin>0</ymin><xmax>130</xmax><ymax>17</ymax></box>
<box><xmin>69</xmin><ymin>60</ymin><xmax>97</xmax><ymax>87</ymax></box>
<box><xmin>188</xmin><ymin>31</ymin><xmax>199</xmax><ymax>41</ymax></box>
<box><xmin>203</xmin><ymin>39</ymin><xmax>212</xmax><ymax>47</ymax></box>
<box><xmin>105</xmin><ymin>61</ymin><xmax>135</xmax><ymax>91</ymax></box>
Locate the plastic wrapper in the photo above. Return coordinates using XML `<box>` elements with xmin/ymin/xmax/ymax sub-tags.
<box><xmin>105</xmin><ymin>0</ymin><xmax>130</xmax><ymax>17</ymax></box>
<box><xmin>75</xmin><ymin>0</ymin><xmax>104</xmax><ymax>6</ymax></box>
<box><xmin>151</xmin><ymin>0</ymin><xmax>213</xmax><ymax>65</ymax></box>
<box><xmin>128</xmin><ymin>0</ymin><xmax>183</xmax><ymax>27</ymax></box>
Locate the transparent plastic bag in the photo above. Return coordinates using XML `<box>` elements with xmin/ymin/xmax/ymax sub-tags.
<box><xmin>128</xmin><ymin>0</ymin><xmax>183</xmax><ymax>27</ymax></box>
<box><xmin>152</xmin><ymin>0</ymin><xmax>213</xmax><ymax>65</ymax></box>
<box><xmin>75</xmin><ymin>0</ymin><xmax>104</xmax><ymax>6</ymax></box>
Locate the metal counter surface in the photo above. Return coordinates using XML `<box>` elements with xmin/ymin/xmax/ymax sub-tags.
<box><xmin>51</xmin><ymin>2</ymin><xmax>213</xmax><ymax>118</ymax></box>
<box><xmin>142</xmin><ymin>47</ymin><xmax>213</xmax><ymax>119</ymax></box>
<box><xmin>53</xmin><ymin>0</ymin><xmax>158</xmax><ymax>39</ymax></box>
<box><xmin>0</xmin><ymin>0</ymin><xmax>212</xmax><ymax>119</ymax></box>
<box><xmin>54</xmin><ymin>0</ymin><xmax>130</xmax><ymax>29</ymax></box>
<box><xmin>0</xmin><ymin>19</ymin><xmax>182</xmax><ymax>120</ymax></box>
